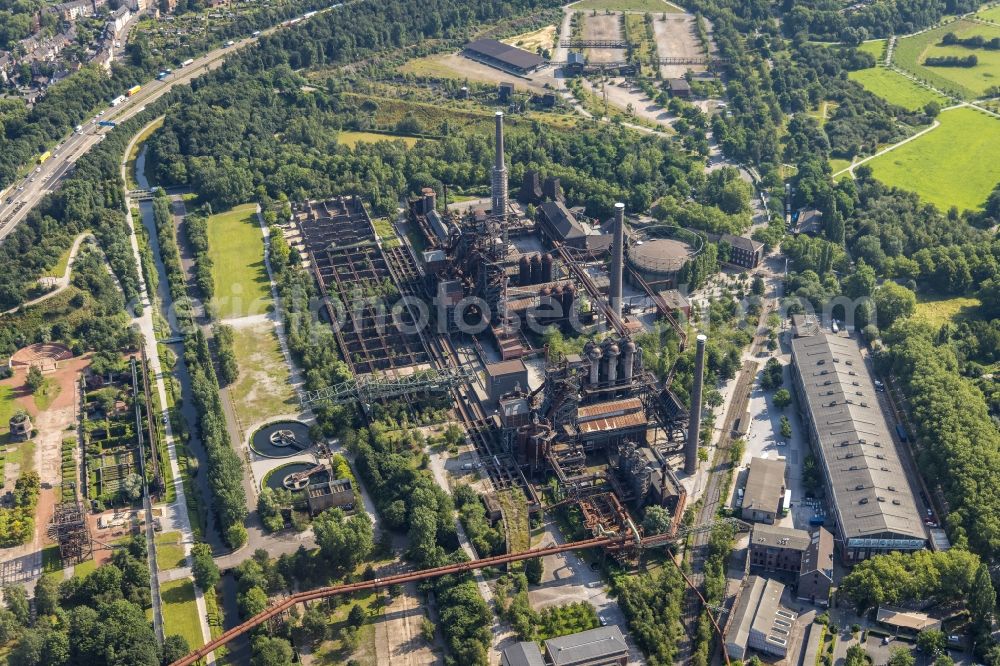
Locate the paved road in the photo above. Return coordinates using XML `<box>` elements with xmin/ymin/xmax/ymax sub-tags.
<box><xmin>0</xmin><ymin>5</ymin><xmax>341</xmax><ymax>242</ymax></box>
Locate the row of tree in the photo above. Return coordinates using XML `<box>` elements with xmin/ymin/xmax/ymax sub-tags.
<box><xmin>149</xmin><ymin>192</ymin><xmax>248</xmax><ymax>548</ymax></box>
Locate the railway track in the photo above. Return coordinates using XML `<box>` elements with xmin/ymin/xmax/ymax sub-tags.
<box><xmin>679</xmin><ymin>295</ymin><xmax>772</xmax><ymax>662</ymax></box>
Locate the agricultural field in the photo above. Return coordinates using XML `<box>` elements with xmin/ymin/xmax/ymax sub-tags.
<box><xmin>913</xmin><ymin>295</ymin><xmax>982</xmax><ymax>330</ymax></box>
<box><xmin>893</xmin><ymin>20</ymin><xmax>1000</xmax><ymax>98</ymax></box>
<box><xmin>572</xmin><ymin>0</ymin><xmax>683</xmax><ymax>11</ymax></box>
<box><xmin>206</xmin><ymin>203</ymin><xmax>270</xmax><ymax>320</ymax></box>
<box><xmin>848</xmin><ymin>66</ymin><xmax>948</xmax><ymax>110</ymax></box>
<box><xmin>977</xmin><ymin>4</ymin><xmax>1000</xmax><ymax>22</ymax></box>
<box><xmin>338</xmin><ymin>131</ymin><xmax>420</xmax><ymax>148</ymax></box>
<box><xmin>503</xmin><ymin>25</ymin><xmax>556</xmax><ymax>52</ymax></box>
<box><xmin>160</xmin><ymin>579</ymin><xmax>204</xmax><ymax>650</ymax></box>
<box><xmin>867</xmin><ymin>107</ymin><xmax>1000</xmax><ymax>211</ymax></box>
<box><xmin>228</xmin><ymin>322</ymin><xmax>297</xmax><ymax>430</ymax></box>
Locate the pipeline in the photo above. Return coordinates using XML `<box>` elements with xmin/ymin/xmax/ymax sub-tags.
<box><xmin>170</xmin><ymin>536</ymin><xmax>615</xmax><ymax>666</ymax></box>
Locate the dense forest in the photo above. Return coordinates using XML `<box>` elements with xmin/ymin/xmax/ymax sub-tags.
<box><xmin>780</xmin><ymin>0</ymin><xmax>982</xmax><ymax>43</ymax></box>
<box><xmin>2</xmin><ymin>537</ymin><xmax>190</xmax><ymax>666</ymax></box>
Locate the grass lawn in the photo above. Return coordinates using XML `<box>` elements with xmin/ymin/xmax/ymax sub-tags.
<box><xmin>73</xmin><ymin>557</ymin><xmax>97</xmax><ymax>579</ymax></box>
<box><xmin>894</xmin><ymin>20</ymin><xmax>1000</xmax><ymax>98</ymax></box>
<box><xmin>0</xmin><ymin>385</ymin><xmax>17</xmax><ymax>439</ymax></box>
<box><xmin>229</xmin><ymin>322</ymin><xmax>297</xmax><ymax>429</ymax></box>
<box><xmin>848</xmin><ymin>67</ymin><xmax>948</xmax><ymax>111</ymax></box>
<box><xmin>33</xmin><ymin>378</ymin><xmax>61</xmax><ymax>412</ymax></box>
<box><xmin>913</xmin><ymin>295</ymin><xmax>982</xmax><ymax>330</ymax></box>
<box><xmin>155</xmin><ymin>531</ymin><xmax>187</xmax><ymax>570</ymax></box>
<box><xmin>5</xmin><ymin>440</ymin><xmax>36</xmax><ymax>473</ymax></box>
<box><xmin>857</xmin><ymin>39</ymin><xmax>886</xmax><ymax>60</ymax></box>
<box><xmin>206</xmin><ymin>203</ymin><xmax>270</xmax><ymax>320</ymax></box>
<box><xmin>571</xmin><ymin>0</ymin><xmax>684</xmax><ymax>11</ymax></box>
<box><xmin>867</xmin><ymin>107</ymin><xmax>1000</xmax><ymax>211</ymax></box>
<box><xmin>43</xmin><ymin>236</ymin><xmax>81</xmax><ymax>278</ymax></box>
<box><xmin>504</xmin><ymin>25</ymin><xmax>557</xmax><ymax>52</ymax></box>
<box><xmin>829</xmin><ymin>157</ymin><xmax>853</xmax><ymax>173</ymax></box>
<box><xmin>979</xmin><ymin>5</ymin><xmax>1000</xmax><ymax>22</ymax></box>
<box><xmin>338</xmin><ymin>131</ymin><xmax>420</xmax><ymax>148</ymax></box>
<box><xmin>313</xmin><ymin>590</ymin><xmax>380</xmax><ymax>666</ymax></box>
<box><xmin>160</xmin><ymin>578</ymin><xmax>205</xmax><ymax>650</ymax></box>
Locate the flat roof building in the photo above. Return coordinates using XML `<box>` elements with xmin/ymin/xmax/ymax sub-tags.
<box><xmin>790</xmin><ymin>331</ymin><xmax>926</xmax><ymax>562</ymax></box>
<box><xmin>742</xmin><ymin>457</ymin><xmax>786</xmax><ymax>524</ymax></box>
<box><xmin>875</xmin><ymin>607</ymin><xmax>942</xmax><ymax>635</ymax></box>
<box><xmin>725</xmin><ymin>576</ymin><xmax>796</xmax><ymax>660</ymax></box>
<box><xmin>543</xmin><ymin>626</ymin><xmax>629</xmax><ymax>666</ymax></box>
<box><xmin>463</xmin><ymin>39</ymin><xmax>545</xmax><ymax>74</ymax></box>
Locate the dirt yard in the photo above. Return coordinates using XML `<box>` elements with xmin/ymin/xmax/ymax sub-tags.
<box><xmin>504</xmin><ymin>25</ymin><xmax>556</xmax><ymax>53</ymax></box>
<box><xmin>401</xmin><ymin>53</ymin><xmax>556</xmax><ymax>96</ymax></box>
<box><xmin>375</xmin><ymin>580</ymin><xmax>440</xmax><ymax>666</ymax></box>
<box><xmin>0</xmin><ymin>350</ymin><xmax>89</xmax><ymax>586</ymax></box>
<box><xmin>653</xmin><ymin>13</ymin><xmax>710</xmax><ymax>77</ymax></box>
<box><xmin>584</xmin><ymin>77</ymin><xmax>677</xmax><ymax>127</ymax></box>
<box><xmin>582</xmin><ymin>12</ymin><xmax>625</xmax><ymax>64</ymax></box>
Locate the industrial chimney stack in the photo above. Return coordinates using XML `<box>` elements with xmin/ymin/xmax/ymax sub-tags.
<box><xmin>610</xmin><ymin>202</ymin><xmax>625</xmax><ymax>319</ymax></box>
<box><xmin>492</xmin><ymin>111</ymin><xmax>508</xmax><ymax>221</ymax></box>
<box><xmin>685</xmin><ymin>334</ymin><xmax>707</xmax><ymax>475</ymax></box>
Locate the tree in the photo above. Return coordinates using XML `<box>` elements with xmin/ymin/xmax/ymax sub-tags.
<box><xmin>238</xmin><ymin>587</ymin><xmax>268</xmax><ymax>619</ymax></box>
<box><xmin>4</xmin><ymin>585</ymin><xmax>30</xmax><ymax>626</ymax></box>
<box><xmin>348</xmin><ymin>603</ymin><xmax>366</xmax><ymax>628</ymax></box>
<box><xmin>887</xmin><ymin>646</ymin><xmax>915</xmax><ymax>666</ymax></box>
<box><xmin>643</xmin><ymin>505</ymin><xmax>673</xmax><ymax>536</ymax></box>
<box><xmin>250</xmin><ymin>635</ymin><xmax>294</xmax><ymax>666</ymax></box>
<box><xmin>191</xmin><ymin>543</ymin><xmax>220</xmax><ymax>591</ymax></box>
<box><xmin>299</xmin><ymin>604</ymin><xmax>328</xmax><ymax>645</ymax></box>
<box><xmin>773</xmin><ymin>388</ymin><xmax>792</xmax><ymax>409</ymax></box>
<box><xmin>34</xmin><ymin>574</ymin><xmax>60</xmax><ymax>616</ymax></box>
<box><xmin>525</xmin><ymin>557</ymin><xmax>544</xmax><ymax>586</ymax></box>
<box><xmin>121</xmin><ymin>472</ymin><xmax>143</xmax><ymax>501</ymax></box>
<box><xmin>313</xmin><ymin>509</ymin><xmax>374</xmax><ymax>573</ymax></box>
<box><xmin>918</xmin><ymin>629</ymin><xmax>947</xmax><ymax>656</ymax></box>
<box><xmin>873</xmin><ymin>281</ymin><xmax>916</xmax><ymax>330</ymax></box>
<box><xmin>25</xmin><ymin>366</ymin><xmax>44</xmax><ymax>393</ymax></box>
<box><xmin>161</xmin><ymin>635</ymin><xmax>190</xmax><ymax>665</ymax></box>
<box><xmin>845</xmin><ymin>644</ymin><xmax>869</xmax><ymax>666</ymax></box>
<box><xmin>924</xmin><ymin>101</ymin><xmax>941</xmax><ymax>117</ymax></box>
<box><xmin>780</xmin><ymin>415</ymin><xmax>792</xmax><ymax>438</ymax></box>
<box><xmin>970</xmin><ymin>563</ymin><xmax>996</xmax><ymax>652</ymax></box>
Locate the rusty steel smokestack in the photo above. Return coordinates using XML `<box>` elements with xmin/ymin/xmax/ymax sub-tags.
<box><xmin>685</xmin><ymin>334</ymin><xmax>707</xmax><ymax>475</ymax></box>
<box><xmin>491</xmin><ymin>111</ymin><xmax>508</xmax><ymax>221</ymax></box>
<box><xmin>610</xmin><ymin>202</ymin><xmax>625</xmax><ymax>319</ymax></box>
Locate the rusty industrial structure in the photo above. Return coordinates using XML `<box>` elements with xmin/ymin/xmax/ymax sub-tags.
<box><xmin>284</xmin><ymin>108</ymin><xmax>710</xmax><ymax>591</ymax></box>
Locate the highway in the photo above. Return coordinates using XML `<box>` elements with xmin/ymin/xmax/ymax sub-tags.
<box><xmin>0</xmin><ymin>17</ymin><xmax>297</xmax><ymax>242</ymax></box>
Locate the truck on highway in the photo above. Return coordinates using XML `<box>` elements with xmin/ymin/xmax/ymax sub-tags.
<box><xmin>127</xmin><ymin>85</ymin><xmax>141</xmax><ymax>97</ymax></box>
<box><xmin>181</xmin><ymin>58</ymin><xmax>194</xmax><ymax>67</ymax></box>
<box><xmin>98</xmin><ymin>120</ymin><xmax>117</xmax><ymax>128</ymax></box>
<box><xmin>252</xmin><ymin>30</ymin><xmax>260</xmax><ymax>37</ymax></box>
<box><xmin>75</xmin><ymin>125</ymin><xmax>82</xmax><ymax>133</ymax></box>
<box><xmin>38</xmin><ymin>151</ymin><xmax>51</xmax><ymax>164</ymax></box>
<box><xmin>111</xmin><ymin>95</ymin><xmax>126</xmax><ymax>106</ymax></box>
<box><xmin>224</xmin><ymin>40</ymin><xmax>235</xmax><ymax>47</ymax></box>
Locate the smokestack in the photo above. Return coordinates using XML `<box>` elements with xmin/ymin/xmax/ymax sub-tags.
<box><xmin>685</xmin><ymin>334</ymin><xmax>707</xmax><ymax>475</ymax></box>
<box><xmin>491</xmin><ymin>111</ymin><xmax>508</xmax><ymax>221</ymax></box>
<box><xmin>610</xmin><ymin>203</ymin><xmax>625</xmax><ymax>319</ymax></box>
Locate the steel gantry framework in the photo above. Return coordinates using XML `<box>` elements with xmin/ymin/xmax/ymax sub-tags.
<box><xmin>301</xmin><ymin>365</ymin><xmax>477</xmax><ymax>408</ymax></box>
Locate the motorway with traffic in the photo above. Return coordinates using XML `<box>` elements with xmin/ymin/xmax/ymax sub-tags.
<box><xmin>0</xmin><ymin>16</ymin><xmax>299</xmax><ymax>241</ymax></box>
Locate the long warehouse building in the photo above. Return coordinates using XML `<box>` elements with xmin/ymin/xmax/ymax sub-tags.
<box><xmin>790</xmin><ymin>327</ymin><xmax>926</xmax><ymax>563</ymax></box>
